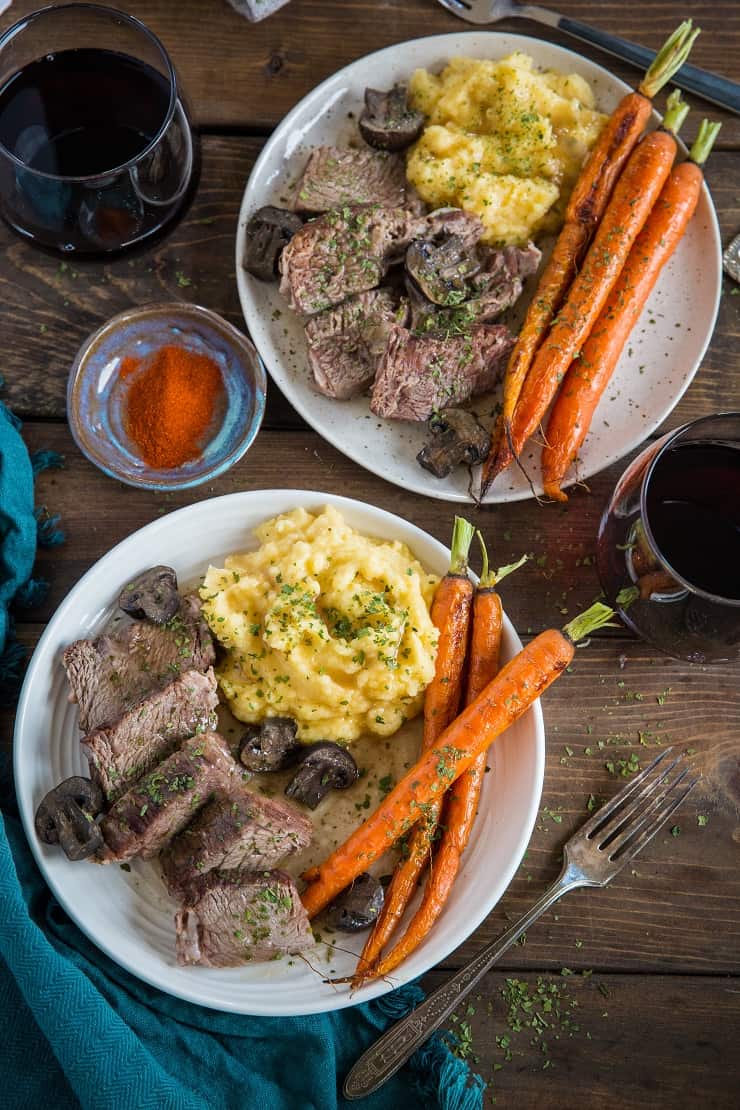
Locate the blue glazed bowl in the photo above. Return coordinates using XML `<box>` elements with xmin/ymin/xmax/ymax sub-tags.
<box><xmin>67</xmin><ymin>302</ymin><xmax>267</xmax><ymax>490</ymax></box>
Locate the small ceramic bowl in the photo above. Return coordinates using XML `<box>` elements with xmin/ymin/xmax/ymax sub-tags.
<box><xmin>67</xmin><ymin>302</ymin><xmax>267</xmax><ymax>490</ymax></box>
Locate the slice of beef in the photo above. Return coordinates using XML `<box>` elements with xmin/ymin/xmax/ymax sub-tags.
<box><xmin>100</xmin><ymin>733</ymin><xmax>239</xmax><ymax>862</ymax></box>
<box><xmin>305</xmin><ymin>288</ymin><xmax>407</xmax><ymax>399</ymax></box>
<box><xmin>82</xmin><ymin>668</ymin><xmax>219</xmax><ymax>803</ymax></box>
<box><xmin>279</xmin><ymin>205</ymin><xmax>483</xmax><ymax>316</ymax></box>
<box><xmin>175</xmin><ymin>869</ymin><xmax>313</xmax><ymax>966</ymax></box>
<box><xmin>370</xmin><ymin>323</ymin><xmax>515</xmax><ymax>421</ymax></box>
<box><xmin>63</xmin><ymin>594</ymin><xmax>215</xmax><ymax>734</ymax></box>
<box><xmin>280</xmin><ymin>205</ymin><xmax>425</xmax><ymax>315</ymax></box>
<box><xmin>293</xmin><ymin>147</ymin><xmax>413</xmax><ymax>214</ymax></box>
<box><xmin>161</xmin><ymin>789</ymin><xmax>312</xmax><ymax>896</ymax></box>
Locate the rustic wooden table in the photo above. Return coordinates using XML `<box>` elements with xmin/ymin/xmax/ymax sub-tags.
<box><xmin>2</xmin><ymin>1</ymin><xmax>739</xmax><ymax>1105</ymax></box>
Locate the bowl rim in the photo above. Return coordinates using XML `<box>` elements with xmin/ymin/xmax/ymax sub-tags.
<box><xmin>66</xmin><ymin>301</ymin><xmax>268</xmax><ymax>491</ymax></box>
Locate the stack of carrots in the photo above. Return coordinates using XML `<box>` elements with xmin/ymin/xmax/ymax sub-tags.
<box><xmin>477</xmin><ymin>20</ymin><xmax>722</xmax><ymax>503</ymax></box>
<box><xmin>300</xmin><ymin>519</ymin><xmax>614</xmax><ymax>985</ymax></box>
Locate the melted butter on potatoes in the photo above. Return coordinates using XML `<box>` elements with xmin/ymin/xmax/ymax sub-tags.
<box><xmin>406</xmin><ymin>53</ymin><xmax>606</xmax><ymax>246</ymax></box>
<box><xmin>200</xmin><ymin>507</ymin><xmax>439</xmax><ymax>743</ymax></box>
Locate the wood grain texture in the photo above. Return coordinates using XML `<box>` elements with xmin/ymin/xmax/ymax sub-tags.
<box><xmin>2</xmin><ymin>0</ymin><xmax>737</xmax><ymax>141</ymax></box>
<box><xmin>0</xmin><ymin>137</ymin><xmax>738</xmax><ymax>427</ymax></box>
<box><xmin>417</xmin><ymin>969</ymin><xmax>740</xmax><ymax>1108</ymax></box>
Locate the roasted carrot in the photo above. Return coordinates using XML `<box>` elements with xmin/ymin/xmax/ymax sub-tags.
<box><xmin>542</xmin><ymin>119</ymin><xmax>721</xmax><ymax>501</ymax></box>
<box><xmin>352</xmin><ymin>539</ymin><xmax>527</xmax><ymax>988</ymax></box>
<box><xmin>301</xmin><ymin>602</ymin><xmax>615</xmax><ymax>919</ymax></box>
<box><xmin>478</xmin><ymin>21</ymin><xmax>699</xmax><ymax>498</ymax></box>
<box><xmin>493</xmin><ymin>91</ymin><xmax>688</xmax><ymax>483</ymax></box>
<box><xmin>354</xmin><ymin>517</ymin><xmax>475</xmax><ymax>976</ymax></box>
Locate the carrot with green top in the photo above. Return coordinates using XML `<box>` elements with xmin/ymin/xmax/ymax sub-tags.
<box><xmin>478</xmin><ymin>21</ymin><xmax>699</xmax><ymax>499</ymax></box>
<box><xmin>491</xmin><ymin>90</ymin><xmax>689</xmax><ymax>484</ymax></box>
<box><xmin>354</xmin><ymin>516</ymin><xmax>475</xmax><ymax>975</ymax></box>
<box><xmin>301</xmin><ymin>602</ymin><xmax>615</xmax><ymax>919</ymax></box>
<box><xmin>542</xmin><ymin>118</ymin><xmax>721</xmax><ymax>501</ymax></box>
<box><xmin>352</xmin><ymin>537</ymin><xmax>527</xmax><ymax>988</ymax></box>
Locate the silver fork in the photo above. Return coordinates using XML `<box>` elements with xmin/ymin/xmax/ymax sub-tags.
<box><xmin>436</xmin><ymin>0</ymin><xmax>740</xmax><ymax>116</ymax></box>
<box><xmin>344</xmin><ymin>747</ymin><xmax>698</xmax><ymax>1100</ymax></box>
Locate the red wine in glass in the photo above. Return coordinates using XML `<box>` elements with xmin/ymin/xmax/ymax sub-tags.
<box><xmin>0</xmin><ymin>6</ymin><xmax>197</xmax><ymax>255</ymax></box>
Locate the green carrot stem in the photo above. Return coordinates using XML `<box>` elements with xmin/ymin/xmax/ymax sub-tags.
<box><xmin>662</xmin><ymin>89</ymin><xmax>689</xmax><ymax>136</ymax></box>
<box><xmin>476</xmin><ymin>531</ymin><xmax>527</xmax><ymax>588</ymax></box>
<box><xmin>493</xmin><ymin>554</ymin><xmax>528</xmax><ymax>585</ymax></box>
<box><xmin>449</xmin><ymin>516</ymin><xmax>475</xmax><ymax>576</ymax></box>
<box><xmin>563</xmin><ymin>602</ymin><xmax>616</xmax><ymax>643</ymax></box>
<box><xmin>638</xmin><ymin>21</ymin><xmax>700</xmax><ymax>99</ymax></box>
<box><xmin>689</xmin><ymin>119</ymin><xmax>722</xmax><ymax>165</ymax></box>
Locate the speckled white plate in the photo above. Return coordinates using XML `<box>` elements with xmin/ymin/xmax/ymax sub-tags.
<box><xmin>14</xmin><ymin>491</ymin><xmax>544</xmax><ymax>1016</ymax></box>
<box><xmin>235</xmin><ymin>33</ymin><xmax>722</xmax><ymax>503</ymax></box>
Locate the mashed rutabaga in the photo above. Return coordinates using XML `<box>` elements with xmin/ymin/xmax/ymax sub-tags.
<box><xmin>406</xmin><ymin>53</ymin><xmax>607</xmax><ymax>246</ymax></box>
<box><xmin>200</xmin><ymin>507</ymin><xmax>439</xmax><ymax>743</ymax></box>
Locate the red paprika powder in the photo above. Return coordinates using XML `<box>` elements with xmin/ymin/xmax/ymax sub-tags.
<box><xmin>123</xmin><ymin>344</ymin><xmax>224</xmax><ymax>469</ymax></box>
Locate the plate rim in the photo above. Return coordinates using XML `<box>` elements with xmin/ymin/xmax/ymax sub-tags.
<box><xmin>234</xmin><ymin>30</ymin><xmax>722</xmax><ymax>505</ymax></box>
<box><xmin>13</xmin><ymin>489</ymin><xmax>545</xmax><ymax>1015</ymax></box>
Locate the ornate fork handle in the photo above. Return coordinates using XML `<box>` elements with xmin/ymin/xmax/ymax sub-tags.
<box><xmin>343</xmin><ymin>865</ymin><xmax>587</xmax><ymax>1100</ymax></box>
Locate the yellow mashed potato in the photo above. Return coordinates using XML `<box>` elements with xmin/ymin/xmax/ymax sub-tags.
<box><xmin>406</xmin><ymin>53</ymin><xmax>606</xmax><ymax>245</ymax></box>
<box><xmin>200</xmin><ymin>507</ymin><xmax>439</xmax><ymax>743</ymax></box>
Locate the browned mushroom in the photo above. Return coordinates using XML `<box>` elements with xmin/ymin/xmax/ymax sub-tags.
<box><xmin>359</xmin><ymin>85</ymin><xmax>425</xmax><ymax>152</ymax></box>
<box><xmin>244</xmin><ymin>206</ymin><xmax>303</xmax><ymax>282</ymax></box>
<box><xmin>326</xmin><ymin>872</ymin><xmax>385</xmax><ymax>931</ymax></box>
<box><xmin>118</xmin><ymin>565</ymin><xmax>180</xmax><ymax>624</ymax></box>
<box><xmin>34</xmin><ymin>777</ymin><xmax>104</xmax><ymax>861</ymax></box>
<box><xmin>284</xmin><ymin>742</ymin><xmax>359</xmax><ymax>809</ymax></box>
<box><xmin>406</xmin><ymin>235</ymin><xmax>481</xmax><ymax>306</ymax></box>
<box><xmin>417</xmin><ymin>408</ymin><xmax>491</xmax><ymax>479</ymax></box>
<box><xmin>239</xmin><ymin>717</ymin><xmax>302</xmax><ymax>772</ymax></box>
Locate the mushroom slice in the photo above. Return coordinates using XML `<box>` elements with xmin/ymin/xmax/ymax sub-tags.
<box><xmin>118</xmin><ymin>565</ymin><xmax>180</xmax><ymax>624</ymax></box>
<box><xmin>34</xmin><ymin>777</ymin><xmax>104</xmax><ymax>861</ymax></box>
<box><xmin>417</xmin><ymin>408</ymin><xmax>492</xmax><ymax>479</ymax></box>
<box><xmin>244</xmin><ymin>205</ymin><xmax>303</xmax><ymax>282</ymax></box>
<box><xmin>406</xmin><ymin>235</ymin><xmax>481</xmax><ymax>307</ymax></box>
<box><xmin>326</xmin><ymin>872</ymin><xmax>385</xmax><ymax>931</ymax></box>
<box><xmin>239</xmin><ymin>717</ymin><xmax>302</xmax><ymax>773</ymax></box>
<box><xmin>359</xmin><ymin>84</ymin><xmax>425</xmax><ymax>152</ymax></box>
<box><xmin>284</xmin><ymin>742</ymin><xmax>359</xmax><ymax>810</ymax></box>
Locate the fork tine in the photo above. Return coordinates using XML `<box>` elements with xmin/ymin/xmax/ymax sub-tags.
<box><xmin>577</xmin><ymin>747</ymin><xmax>675</xmax><ymax>840</ymax></box>
<box><xmin>611</xmin><ymin>776</ymin><xmax>700</xmax><ymax>866</ymax></box>
<box><xmin>436</xmin><ymin>0</ymin><xmax>472</xmax><ymax>11</ymax></box>
<box><xmin>600</xmin><ymin>765</ymin><xmax>691</xmax><ymax>856</ymax></box>
<box><xmin>594</xmin><ymin>754</ymin><xmax>684</xmax><ymax>848</ymax></box>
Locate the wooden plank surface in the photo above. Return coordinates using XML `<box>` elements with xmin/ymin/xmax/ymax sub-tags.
<box><xmin>0</xmin><ymin>136</ymin><xmax>738</xmax><ymax>426</ymax></box>
<box><xmin>2</xmin><ymin>0</ymin><xmax>738</xmax><ymax>142</ymax></box>
<box><xmin>416</xmin><ymin>969</ymin><xmax>740</xmax><ymax>1108</ymax></box>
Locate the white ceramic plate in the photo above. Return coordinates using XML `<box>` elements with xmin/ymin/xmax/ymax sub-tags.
<box><xmin>14</xmin><ymin>491</ymin><xmax>544</xmax><ymax>1016</ymax></box>
<box><xmin>235</xmin><ymin>32</ymin><xmax>722</xmax><ymax>504</ymax></box>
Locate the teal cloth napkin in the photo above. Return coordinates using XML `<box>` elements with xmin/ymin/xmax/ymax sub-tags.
<box><xmin>0</xmin><ymin>400</ymin><xmax>485</xmax><ymax>1110</ymax></box>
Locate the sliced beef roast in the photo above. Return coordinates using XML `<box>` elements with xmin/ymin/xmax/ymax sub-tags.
<box><xmin>82</xmin><ymin>668</ymin><xmax>219</xmax><ymax>803</ymax></box>
<box><xmin>294</xmin><ymin>147</ymin><xmax>415</xmax><ymax>214</ymax></box>
<box><xmin>305</xmin><ymin>288</ymin><xmax>407</xmax><ymax>399</ymax></box>
<box><xmin>161</xmin><ymin>789</ymin><xmax>312</xmax><ymax>896</ymax></box>
<box><xmin>370</xmin><ymin>323</ymin><xmax>515</xmax><ymax>421</ymax></box>
<box><xmin>63</xmin><ymin>595</ymin><xmax>215</xmax><ymax>734</ymax></box>
<box><xmin>279</xmin><ymin>205</ymin><xmax>483</xmax><ymax>316</ymax></box>
<box><xmin>175</xmin><ymin>869</ymin><xmax>313</xmax><ymax>966</ymax></box>
<box><xmin>100</xmin><ymin>733</ymin><xmax>239</xmax><ymax>862</ymax></box>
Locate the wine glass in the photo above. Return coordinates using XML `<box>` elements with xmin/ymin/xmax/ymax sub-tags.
<box><xmin>0</xmin><ymin>3</ymin><xmax>198</xmax><ymax>255</ymax></box>
<box><xmin>596</xmin><ymin>412</ymin><xmax>740</xmax><ymax>664</ymax></box>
